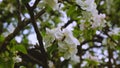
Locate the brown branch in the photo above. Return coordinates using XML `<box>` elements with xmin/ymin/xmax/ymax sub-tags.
<box><xmin>26</xmin><ymin>54</ymin><xmax>44</xmax><ymax>66</ymax></box>
<box><xmin>31</xmin><ymin>0</ymin><xmax>40</xmax><ymax>10</ymax></box>
<box><xmin>16</xmin><ymin>0</ymin><xmax>22</xmax><ymax>24</ymax></box>
<box><xmin>107</xmin><ymin>47</ymin><xmax>113</xmax><ymax>68</ymax></box>
<box><xmin>25</xmin><ymin>4</ymin><xmax>48</xmax><ymax>68</ymax></box>
<box><xmin>102</xmin><ymin>24</ymin><xmax>119</xmax><ymax>45</ymax></box>
<box><xmin>61</xmin><ymin>19</ymin><xmax>73</xmax><ymax>29</ymax></box>
<box><xmin>77</xmin><ymin>39</ymin><xmax>101</xmax><ymax>51</ymax></box>
<box><xmin>106</xmin><ymin>33</ymin><xmax>119</xmax><ymax>45</ymax></box>
<box><xmin>0</xmin><ymin>21</ymin><xmax>3</xmax><ymax>35</ymax></box>
<box><xmin>0</xmin><ymin>9</ymin><xmax>45</xmax><ymax>53</ymax></box>
<box><xmin>83</xmin><ymin>45</ymin><xmax>103</xmax><ymax>52</ymax></box>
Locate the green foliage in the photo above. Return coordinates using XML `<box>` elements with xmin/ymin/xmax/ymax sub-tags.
<box><xmin>22</xmin><ymin>0</ymin><xmax>31</xmax><ymax>4</ymax></box>
<box><xmin>85</xmin><ymin>59</ymin><xmax>99</xmax><ymax>68</ymax></box>
<box><xmin>0</xmin><ymin>51</ymin><xmax>15</xmax><ymax>68</ymax></box>
<box><xmin>0</xmin><ymin>58</ymin><xmax>14</xmax><ymax>68</ymax></box>
<box><xmin>15</xmin><ymin>44</ymin><xmax>28</xmax><ymax>54</ymax></box>
<box><xmin>53</xmin><ymin>16</ymin><xmax>61</xmax><ymax>25</ymax></box>
<box><xmin>47</xmin><ymin>41</ymin><xmax>58</xmax><ymax>59</ymax></box>
<box><xmin>83</xmin><ymin>28</ymin><xmax>95</xmax><ymax>40</ymax></box>
<box><xmin>0</xmin><ymin>35</ymin><xmax>4</xmax><ymax>44</ymax></box>
<box><xmin>66</xmin><ymin>4</ymin><xmax>82</xmax><ymax>21</ymax></box>
<box><xmin>0</xmin><ymin>0</ymin><xmax>120</xmax><ymax>68</ymax></box>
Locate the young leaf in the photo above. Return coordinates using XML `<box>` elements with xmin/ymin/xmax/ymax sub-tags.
<box><xmin>15</xmin><ymin>45</ymin><xmax>28</xmax><ymax>54</ymax></box>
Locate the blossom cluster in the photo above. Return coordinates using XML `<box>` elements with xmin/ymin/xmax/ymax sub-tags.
<box><xmin>43</xmin><ymin>0</ymin><xmax>106</xmax><ymax>28</ymax></box>
<box><xmin>43</xmin><ymin>0</ymin><xmax>107</xmax><ymax>66</ymax></box>
<box><xmin>44</xmin><ymin>26</ymin><xmax>80</xmax><ymax>64</ymax></box>
<box><xmin>76</xmin><ymin>0</ymin><xmax>106</xmax><ymax>28</ymax></box>
<box><xmin>13</xmin><ymin>56</ymin><xmax>22</xmax><ymax>63</ymax></box>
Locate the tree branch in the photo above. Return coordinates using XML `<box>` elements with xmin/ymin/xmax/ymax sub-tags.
<box><xmin>61</xmin><ymin>19</ymin><xmax>73</xmax><ymax>29</ymax></box>
<box><xmin>107</xmin><ymin>47</ymin><xmax>113</xmax><ymax>68</ymax></box>
<box><xmin>31</xmin><ymin>0</ymin><xmax>40</xmax><ymax>10</ymax></box>
<box><xmin>0</xmin><ymin>9</ymin><xmax>45</xmax><ymax>53</ymax></box>
<box><xmin>106</xmin><ymin>33</ymin><xmax>119</xmax><ymax>45</ymax></box>
<box><xmin>16</xmin><ymin>0</ymin><xmax>22</xmax><ymax>24</ymax></box>
<box><xmin>26</xmin><ymin>54</ymin><xmax>44</xmax><ymax>66</ymax></box>
<box><xmin>25</xmin><ymin>3</ymin><xmax>48</xmax><ymax>68</ymax></box>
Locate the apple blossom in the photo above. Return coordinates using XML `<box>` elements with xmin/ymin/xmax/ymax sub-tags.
<box><xmin>48</xmin><ymin>61</ymin><xmax>55</xmax><ymax>68</ymax></box>
<box><xmin>76</xmin><ymin>0</ymin><xmax>106</xmax><ymax>28</ymax></box>
<box><xmin>13</xmin><ymin>56</ymin><xmax>22</xmax><ymax>63</ymax></box>
<box><xmin>46</xmin><ymin>27</ymin><xmax>63</xmax><ymax>40</ymax></box>
<box><xmin>58</xmin><ymin>41</ymin><xmax>78</xmax><ymax>59</ymax></box>
<box><xmin>76</xmin><ymin>0</ymin><xmax>96</xmax><ymax>12</ymax></box>
<box><xmin>63</xmin><ymin>28</ymin><xmax>80</xmax><ymax>45</ymax></box>
<box><xmin>70</xmin><ymin>55</ymin><xmax>80</xmax><ymax>64</ymax></box>
<box><xmin>92</xmin><ymin>13</ymin><xmax>106</xmax><ymax>28</ymax></box>
<box><xmin>108</xmin><ymin>27</ymin><xmax>120</xmax><ymax>35</ymax></box>
<box><xmin>45</xmin><ymin>27</ymin><xmax>80</xmax><ymax>60</ymax></box>
<box><xmin>44</xmin><ymin>27</ymin><xmax>63</xmax><ymax>48</ymax></box>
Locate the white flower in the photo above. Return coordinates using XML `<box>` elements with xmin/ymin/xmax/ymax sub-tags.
<box><xmin>63</xmin><ymin>28</ymin><xmax>80</xmax><ymax>45</ymax></box>
<box><xmin>44</xmin><ymin>0</ymin><xmax>58</xmax><ymax>10</ymax></box>
<box><xmin>58</xmin><ymin>41</ymin><xmax>78</xmax><ymax>59</ymax></box>
<box><xmin>92</xmin><ymin>13</ymin><xmax>106</xmax><ymax>28</ymax></box>
<box><xmin>46</xmin><ymin>27</ymin><xmax>63</xmax><ymax>40</ymax></box>
<box><xmin>45</xmin><ymin>27</ymin><xmax>80</xmax><ymax>60</ymax></box>
<box><xmin>45</xmin><ymin>28</ymin><xmax>55</xmax><ymax>47</ymax></box>
<box><xmin>70</xmin><ymin>55</ymin><xmax>80</xmax><ymax>64</ymax></box>
<box><xmin>13</xmin><ymin>56</ymin><xmax>22</xmax><ymax>63</ymax></box>
<box><xmin>56</xmin><ymin>28</ymin><xmax>79</xmax><ymax>59</ymax></box>
<box><xmin>84</xmin><ymin>0</ymin><xmax>96</xmax><ymax>11</ymax></box>
<box><xmin>48</xmin><ymin>61</ymin><xmax>55</xmax><ymax>68</ymax></box>
<box><xmin>76</xmin><ymin>0</ymin><xmax>106</xmax><ymax>28</ymax></box>
<box><xmin>108</xmin><ymin>27</ymin><xmax>120</xmax><ymax>35</ymax></box>
<box><xmin>76</xmin><ymin>0</ymin><xmax>96</xmax><ymax>12</ymax></box>
<box><xmin>64</xmin><ymin>36</ymin><xmax>80</xmax><ymax>46</ymax></box>
<box><xmin>44</xmin><ymin>35</ymin><xmax>54</xmax><ymax>48</ymax></box>
<box><xmin>44</xmin><ymin>27</ymin><xmax>63</xmax><ymax>48</ymax></box>
<box><xmin>89</xmin><ymin>4</ymin><xmax>98</xmax><ymax>15</ymax></box>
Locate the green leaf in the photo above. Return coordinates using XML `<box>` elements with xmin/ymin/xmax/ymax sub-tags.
<box><xmin>5</xmin><ymin>59</ymin><xmax>14</xmax><ymax>68</ymax></box>
<box><xmin>67</xmin><ymin>5</ymin><xmax>76</xmax><ymax>17</ymax></box>
<box><xmin>85</xmin><ymin>59</ymin><xmax>99</xmax><ymax>67</ymax></box>
<box><xmin>22</xmin><ymin>0</ymin><xmax>31</xmax><ymax>4</ymax></box>
<box><xmin>0</xmin><ymin>35</ymin><xmax>4</xmax><ymax>43</ymax></box>
<box><xmin>0</xmin><ymin>57</ymin><xmax>14</xmax><ymax>68</ymax></box>
<box><xmin>84</xmin><ymin>28</ymin><xmax>95</xmax><ymax>40</ymax></box>
<box><xmin>47</xmin><ymin>42</ymin><xmax>58</xmax><ymax>58</ymax></box>
<box><xmin>15</xmin><ymin>45</ymin><xmax>28</xmax><ymax>54</ymax></box>
<box><xmin>0</xmin><ymin>57</ymin><xmax>5</xmax><ymax>68</ymax></box>
<box><xmin>45</xmin><ymin>4</ymin><xmax>53</xmax><ymax>13</ymax></box>
<box><xmin>53</xmin><ymin>17</ymin><xmax>61</xmax><ymax>25</ymax></box>
<box><xmin>73</xmin><ymin>26</ymin><xmax>82</xmax><ymax>37</ymax></box>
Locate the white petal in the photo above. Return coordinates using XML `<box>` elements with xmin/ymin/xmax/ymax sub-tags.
<box><xmin>70</xmin><ymin>55</ymin><xmax>80</xmax><ymax>64</ymax></box>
